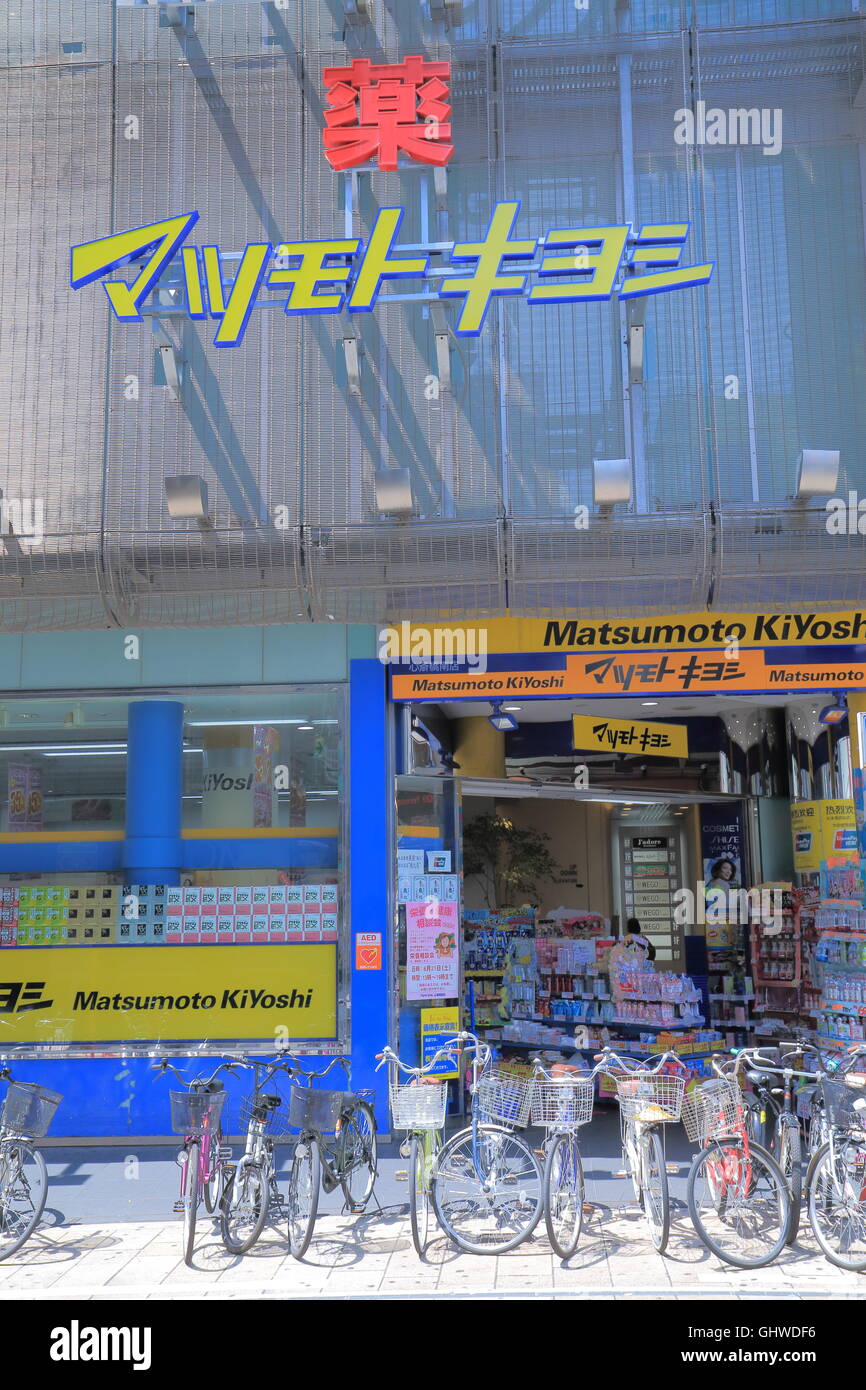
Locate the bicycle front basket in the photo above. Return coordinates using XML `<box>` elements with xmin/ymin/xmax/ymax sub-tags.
<box><xmin>238</xmin><ymin>1093</ymin><xmax>293</xmax><ymax>1142</ymax></box>
<box><xmin>288</xmin><ymin>1085</ymin><xmax>353</xmax><ymax>1134</ymax></box>
<box><xmin>821</xmin><ymin>1076</ymin><xmax>866</xmax><ymax>1134</ymax></box>
<box><xmin>681</xmin><ymin>1078</ymin><xmax>742</xmax><ymax>1144</ymax></box>
<box><xmin>389</xmin><ymin>1080</ymin><xmax>448</xmax><ymax>1131</ymax></box>
<box><xmin>614</xmin><ymin>1072</ymin><xmax>685</xmax><ymax>1124</ymax></box>
<box><xmin>531</xmin><ymin>1076</ymin><xmax>594</xmax><ymax>1129</ymax></box>
<box><xmin>473</xmin><ymin>1070</ymin><xmax>534</xmax><ymax>1129</ymax></box>
<box><xmin>1</xmin><ymin>1082</ymin><xmax>62</xmax><ymax>1139</ymax></box>
<box><xmin>169</xmin><ymin>1088</ymin><xmax>226</xmax><ymax>1137</ymax></box>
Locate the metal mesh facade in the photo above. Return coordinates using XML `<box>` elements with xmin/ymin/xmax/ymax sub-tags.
<box><xmin>1</xmin><ymin>0</ymin><xmax>865</xmax><ymax>628</ymax></box>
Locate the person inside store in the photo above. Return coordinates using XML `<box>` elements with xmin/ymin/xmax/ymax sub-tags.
<box><xmin>625</xmin><ymin>916</ymin><xmax>656</xmax><ymax>961</ymax></box>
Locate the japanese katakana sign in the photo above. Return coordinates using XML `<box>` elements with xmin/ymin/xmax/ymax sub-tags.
<box><xmin>572</xmin><ymin>714</ymin><xmax>688</xmax><ymax>757</ymax></box>
<box><xmin>70</xmin><ymin>205</ymin><xmax>713</xmax><ymax>344</ymax></box>
<box><xmin>322</xmin><ymin>56</ymin><xmax>453</xmax><ymax>172</ymax></box>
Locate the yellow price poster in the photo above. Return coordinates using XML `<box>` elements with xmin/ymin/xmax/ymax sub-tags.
<box><xmin>0</xmin><ymin>944</ymin><xmax>337</xmax><ymax>1045</ymax></box>
<box><xmin>420</xmin><ymin>1006</ymin><xmax>460</xmax><ymax>1079</ymax></box>
<box><xmin>790</xmin><ymin>802</ymin><xmax>821</xmax><ymax>872</ymax></box>
<box><xmin>572</xmin><ymin>714</ymin><xmax>688</xmax><ymax>758</ymax></box>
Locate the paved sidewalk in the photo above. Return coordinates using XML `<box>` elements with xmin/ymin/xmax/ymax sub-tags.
<box><xmin>1</xmin><ymin>1199</ymin><xmax>864</xmax><ymax>1300</ymax></box>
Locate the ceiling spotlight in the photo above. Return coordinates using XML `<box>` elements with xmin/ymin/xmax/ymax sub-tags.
<box><xmin>795</xmin><ymin>449</ymin><xmax>840</xmax><ymax>498</ymax></box>
<box><xmin>502</xmin><ymin>705</ymin><xmax>522</xmax><ymax>712</ymax></box>
<box><xmin>296</xmin><ymin>724</ymin><xmax>315</xmax><ymax>732</ymax></box>
<box><xmin>818</xmin><ymin>693</ymin><xmax>847</xmax><ymax>727</ymax></box>
<box><xmin>641</xmin><ymin>701</ymin><xmax>658</xmax><ymax>707</ymax></box>
<box><xmin>488</xmin><ymin>702</ymin><xmax>518</xmax><ymax>732</ymax></box>
<box><xmin>592</xmin><ymin>458</ymin><xmax>631</xmax><ymax>508</ymax></box>
<box><xmin>410</xmin><ymin>717</ymin><xmax>429</xmax><ymax>746</ymax></box>
<box><xmin>374</xmin><ymin>467</ymin><xmax>415</xmax><ymax>518</ymax></box>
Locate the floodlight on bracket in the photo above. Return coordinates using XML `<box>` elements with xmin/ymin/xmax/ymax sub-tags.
<box><xmin>374</xmin><ymin>467</ymin><xmax>415</xmax><ymax>519</ymax></box>
<box><xmin>794</xmin><ymin>449</ymin><xmax>840</xmax><ymax>500</ymax></box>
<box><xmin>592</xmin><ymin>458</ymin><xmax>632</xmax><ymax>511</ymax></box>
<box><xmin>158</xmin><ymin>5</ymin><xmax>196</xmax><ymax>33</ymax></box>
<box><xmin>342</xmin><ymin>0</ymin><xmax>371</xmax><ymax>24</ymax></box>
<box><xmin>429</xmin><ymin>302</ymin><xmax>452</xmax><ymax>392</ymax></box>
<box><xmin>431</xmin><ymin>0</ymin><xmax>465</xmax><ymax>25</ymax></box>
<box><xmin>433</xmin><ymin>165</ymin><xmax>448</xmax><ymax>212</ymax></box>
<box><xmin>164</xmin><ymin>475</ymin><xmax>214</xmax><ymax>537</ymax></box>
<box><xmin>155</xmin><ymin>344</ymin><xmax>183</xmax><ymax>401</ymax></box>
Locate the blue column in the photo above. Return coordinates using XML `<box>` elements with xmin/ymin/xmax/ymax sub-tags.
<box><xmin>349</xmin><ymin>659</ymin><xmax>390</xmax><ymax>1131</ymax></box>
<box><xmin>124</xmin><ymin>701</ymin><xmax>184</xmax><ymax>885</ymax></box>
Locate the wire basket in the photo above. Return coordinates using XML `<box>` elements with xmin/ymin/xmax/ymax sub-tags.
<box><xmin>1</xmin><ymin>1081</ymin><xmax>62</xmax><ymax>1139</ymax></box>
<box><xmin>821</xmin><ymin>1076</ymin><xmax>866</xmax><ymax>1134</ymax></box>
<box><xmin>389</xmin><ymin>1080</ymin><xmax>448</xmax><ymax>1131</ymax></box>
<box><xmin>288</xmin><ymin>1085</ymin><xmax>354</xmax><ymax>1135</ymax></box>
<box><xmin>682</xmin><ymin>1078</ymin><xmax>743</xmax><ymax>1143</ymax></box>
<box><xmin>613</xmin><ymin>1071</ymin><xmax>685</xmax><ymax>1125</ymax></box>
<box><xmin>473</xmin><ymin>1070</ymin><xmax>535</xmax><ymax>1129</ymax></box>
<box><xmin>531</xmin><ymin>1076</ymin><xmax>594</xmax><ymax>1128</ymax></box>
<box><xmin>238</xmin><ymin>1092</ymin><xmax>293</xmax><ymax>1141</ymax></box>
<box><xmin>169</xmin><ymin>1088</ymin><xmax>227</xmax><ymax>1137</ymax></box>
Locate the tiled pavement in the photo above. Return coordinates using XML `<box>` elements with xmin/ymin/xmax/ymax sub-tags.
<box><xmin>1</xmin><ymin>1199</ymin><xmax>864</xmax><ymax>1300</ymax></box>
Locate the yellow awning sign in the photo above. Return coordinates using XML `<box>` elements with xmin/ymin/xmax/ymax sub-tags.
<box><xmin>572</xmin><ymin>714</ymin><xmax>688</xmax><ymax>758</ymax></box>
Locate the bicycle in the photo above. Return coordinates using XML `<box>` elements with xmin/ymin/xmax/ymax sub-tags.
<box><xmin>376</xmin><ymin>1041</ymin><xmax>454</xmax><ymax>1257</ymax></box>
<box><xmin>0</xmin><ymin>1067</ymin><xmax>62</xmax><ymax>1261</ymax></box>
<box><xmin>428</xmin><ymin>1031</ymin><xmax>544</xmax><ymax>1255</ymax></box>
<box><xmin>683</xmin><ymin>1053</ymin><xmax>791</xmax><ymax>1269</ymax></box>
<box><xmin>153</xmin><ymin>1055</ymin><xmax>241</xmax><ymax>1265</ymax></box>
<box><xmin>530</xmin><ymin>1057</ymin><xmax>595</xmax><ymax>1259</ymax></box>
<box><xmin>220</xmin><ymin>1053</ymin><xmax>297</xmax><ymax>1256</ymax></box>
<box><xmin>596</xmin><ymin>1046</ymin><xmax>687</xmax><ymax>1254</ymax></box>
<box><xmin>804</xmin><ymin>1042</ymin><xmax>866</xmax><ymax>1271</ymax></box>
<box><xmin>286</xmin><ymin>1056</ymin><xmax>378</xmax><ymax>1259</ymax></box>
<box><xmin>737</xmin><ymin>1039</ymin><xmax>816</xmax><ymax>1244</ymax></box>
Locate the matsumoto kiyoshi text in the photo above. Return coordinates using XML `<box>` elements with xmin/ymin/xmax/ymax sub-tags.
<box><xmin>73</xmin><ymin>987</ymin><xmax>316</xmax><ymax>1012</ymax></box>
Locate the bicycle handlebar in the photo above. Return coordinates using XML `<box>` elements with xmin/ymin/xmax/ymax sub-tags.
<box><xmin>592</xmin><ymin>1046</ymin><xmax>686</xmax><ymax>1077</ymax></box>
<box><xmin>151</xmin><ymin>1055</ymin><xmax>248</xmax><ymax>1088</ymax></box>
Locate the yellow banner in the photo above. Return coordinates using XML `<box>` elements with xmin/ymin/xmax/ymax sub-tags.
<box><xmin>387</xmin><ymin>610</ymin><xmax>866</xmax><ymax>655</ymax></box>
<box><xmin>820</xmin><ymin>799</ymin><xmax>858</xmax><ymax>864</ymax></box>
<box><xmin>790</xmin><ymin>802</ymin><xmax>822</xmax><ymax>872</ymax></box>
<box><xmin>420</xmin><ymin>1006</ymin><xmax>460</xmax><ymax>1079</ymax></box>
<box><xmin>572</xmin><ymin>714</ymin><xmax>688</xmax><ymax>758</ymax></box>
<box><xmin>0</xmin><ymin>944</ymin><xmax>337</xmax><ymax>1045</ymax></box>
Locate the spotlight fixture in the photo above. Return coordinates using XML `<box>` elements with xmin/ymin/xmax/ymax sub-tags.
<box><xmin>164</xmin><ymin>476</ymin><xmax>213</xmax><ymax>534</ymax></box>
<box><xmin>488</xmin><ymin>702</ymin><xmax>518</xmax><ymax>732</ymax></box>
<box><xmin>410</xmin><ymin>717</ymin><xmax>429</xmax><ymax>746</ymax></box>
<box><xmin>818</xmin><ymin>692</ymin><xmax>848</xmax><ymax>726</ymax></box>
<box><xmin>374</xmin><ymin>467</ymin><xmax>415</xmax><ymax>518</ymax></box>
<box><xmin>296</xmin><ymin>724</ymin><xmax>315</xmax><ymax>732</ymax></box>
<box><xmin>641</xmin><ymin>701</ymin><xmax>658</xmax><ymax>708</ymax></box>
<box><xmin>592</xmin><ymin>458</ymin><xmax>631</xmax><ymax>508</ymax></box>
<box><xmin>795</xmin><ymin>449</ymin><xmax>840</xmax><ymax>498</ymax></box>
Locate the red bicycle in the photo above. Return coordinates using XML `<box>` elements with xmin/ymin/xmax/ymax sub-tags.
<box><xmin>683</xmin><ymin>1053</ymin><xmax>790</xmax><ymax>1269</ymax></box>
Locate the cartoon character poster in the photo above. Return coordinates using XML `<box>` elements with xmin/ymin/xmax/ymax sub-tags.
<box><xmin>406</xmin><ymin>899</ymin><xmax>459</xmax><ymax>1000</ymax></box>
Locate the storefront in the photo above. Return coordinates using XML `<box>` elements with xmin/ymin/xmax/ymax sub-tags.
<box><xmin>388</xmin><ymin>610</ymin><xmax>866</xmax><ymax>1095</ymax></box>
<box><xmin>0</xmin><ymin>625</ymin><xmax>392</xmax><ymax>1137</ymax></box>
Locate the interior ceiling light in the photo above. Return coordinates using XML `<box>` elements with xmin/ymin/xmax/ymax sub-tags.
<box><xmin>502</xmin><ymin>705</ymin><xmax>522</xmax><ymax>712</ymax></box>
<box><xmin>296</xmin><ymin>724</ymin><xmax>315</xmax><ymax>732</ymax></box>
<box><xmin>186</xmin><ymin>719</ymin><xmax>306</xmax><ymax>727</ymax></box>
<box><xmin>488</xmin><ymin>702</ymin><xmax>518</xmax><ymax>732</ymax></box>
<box><xmin>818</xmin><ymin>692</ymin><xmax>848</xmax><ymax>726</ymax></box>
<box><xmin>410</xmin><ymin>718</ymin><xmax>428</xmax><ymax>745</ymax></box>
<box><xmin>641</xmin><ymin>700</ymin><xmax>658</xmax><ymax>707</ymax></box>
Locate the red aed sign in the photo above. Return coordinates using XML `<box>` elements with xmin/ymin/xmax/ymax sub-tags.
<box><xmin>355</xmin><ymin>931</ymin><xmax>383</xmax><ymax>970</ymax></box>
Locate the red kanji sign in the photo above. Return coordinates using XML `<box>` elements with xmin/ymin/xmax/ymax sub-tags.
<box><xmin>322</xmin><ymin>56</ymin><xmax>454</xmax><ymax>173</ymax></box>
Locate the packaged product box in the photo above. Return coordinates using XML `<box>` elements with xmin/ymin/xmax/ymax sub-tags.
<box><xmin>151</xmin><ymin>883</ymin><xmax>166</xmax><ymax>901</ymax></box>
<box><xmin>181</xmin><ymin>915</ymin><xmax>200</xmax><ymax>943</ymax></box>
<box><xmin>303</xmin><ymin>885</ymin><xmax>322</xmax><ymax>905</ymax></box>
<box><xmin>320</xmin><ymin>884</ymin><xmax>338</xmax><ymax>905</ymax></box>
<box><xmin>200</xmin><ymin>886</ymin><xmax>218</xmax><ymax>907</ymax></box>
<box><xmin>199</xmin><ymin>913</ymin><xmax>217</xmax><ymax>943</ymax></box>
<box><xmin>251</xmin><ymin>913</ymin><xmax>269</xmax><ymax>942</ymax></box>
<box><xmin>286</xmin><ymin>885</ymin><xmax>303</xmax><ymax>906</ymax></box>
<box><xmin>81</xmin><ymin>925</ymin><xmax>97</xmax><ymax>943</ymax></box>
<box><xmin>96</xmin><ymin>925</ymin><xmax>113</xmax><ymax>944</ymax></box>
<box><xmin>303</xmin><ymin>909</ymin><xmax>322</xmax><ymax>941</ymax></box>
<box><xmin>217</xmin><ymin>916</ymin><xmax>235</xmax><ymax>943</ymax></box>
<box><xmin>1</xmin><ymin>887</ymin><xmax>16</xmax><ymax>904</ymax></box>
<box><xmin>28</xmin><ymin>925</ymin><xmax>46</xmax><ymax>946</ymax></box>
<box><xmin>233</xmin><ymin>912</ymin><xmax>251</xmax><ymax>943</ymax></box>
<box><xmin>134</xmin><ymin>920</ymin><xmax>149</xmax><ymax>943</ymax></box>
<box><xmin>251</xmin><ymin>886</ymin><xmax>269</xmax><ymax>907</ymax></box>
<box><xmin>166</xmin><ymin>886</ymin><xmax>184</xmax><ymax>907</ymax></box>
<box><xmin>286</xmin><ymin>913</ymin><xmax>303</xmax><ymax>942</ymax></box>
<box><xmin>151</xmin><ymin>903</ymin><xmax>165</xmax><ymax>923</ymax></box>
<box><xmin>268</xmin><ymin>915</ymin><xmax>288</xmax><ymax>943</ymax></box>
<box><xmin>321</xmin><ymin>911</ymin><xmax>338</xmax><ymax>941</ymax></box>
<box><xmin>44</xmin><ymin>926</ymin><xmax>63</xmax><ymax>946</ymax></box>
<box><xmin>149</xmin><ymin>919</ymin><xmax>166</xmax><ymax>945</ymax></box>
<box><xmin>115</xmin><ymin>920</ymin><xmax>134</xmax><ymax>944</ymax></box>
<box><xmin>0</xmin><ymin>926</ymin><xmax>16</xmax><ymax>948</ymax></box>
<box><xmin>234</xmin><ymin>886</ymin><xmax>253</xmax><ymax>906</ymax></box>
<box><xmin>166</xmin><ymin>913</ymin><xmax>183</xmax><ymax>943</ymax></box>
<box><xmin>217</xmin><ymin>886</ymin><xmax>235</xmax><ymax>906</ymax></box>
<box><xmin>268</xmin><ymin>885</ymin><xmax>287</xmax><ymax>906</ymax></box>
<box><xmin>183</xmin><ymin>886</ymin><xmax>200</xmax><ymax>906</ymax></box>
<box><xmin>63</xmin><ymin>924</ymin><xmax>81</xmax><ymax>944</ymax></box>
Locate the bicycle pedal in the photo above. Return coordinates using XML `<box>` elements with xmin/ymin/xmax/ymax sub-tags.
<box><xmin>394</xmin><ymin>1169</ymin><xmax>409</xmax><ymax>1183</ymax></box>
<box><xmin>217</xmin><ymin>1146</ymin><xmax>233</xmax><ymax>1161</ymax></box>
<box><xmin>172</xmin><ymin>1201</ymin><xmax>185</xmax><ymax>1214</ymax></box>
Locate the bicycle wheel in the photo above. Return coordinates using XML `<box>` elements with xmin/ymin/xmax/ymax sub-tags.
<box><xmin>203</xmin><ymin>1128</ymin><xmax>224</xmax><ymax>1215</ymax></box>
<box><xmin>182</xmin><ymin>1141</ymin><xmax>200</xmax><ymax>1266</ymax></box>
<box><xmin>287</xmin><ymin>1140</ymin><xmax>320</xmax><ymax>1259</ymax></box>
<box><xmin>806</xmin><ymin>1139</ymin><xmax>866</xmax><ymax>1272</ymax></box>
<box><xmin>0</xmin><ymin>1141</ymin><xmax>48</xmax><ymax>1261</ymax></box>
<box><xmin>220</xmin><ymin>1163</ymin><xmax>268</xmax><ymax>1255</ymax></box>
<box><xmin>776</xmin><ymin>1114</ymin><xmax>802</xmax><ymax>1244</ymax></box>
<box><xmin>544</xmin><ymin>1131</ymin><xmax>585</xmax><ymax>1260</ymax></box>
<box><xmin>339</xmin><ymin>1101</ymin><xmax>378</xmax><ymax>1211</ymax></box>
<box><xmin>409</xmin><ymin>1131</ymin><xmax>439</xmax><ymax>1258</ymax></box>
<box><xmin>430</xmin><ymin>1123</ymin><xmax>544</xmax><ymax>1255</ymax></box>
<box><xmin>640</xmin><ymin>1128</ymin><xmax>670</xmax><ymax>1254</ymax></box>
<box><xmin>688</xmin><ymin>1137</ymin><xmax>790</xmax><ymax>1269</ymax></box>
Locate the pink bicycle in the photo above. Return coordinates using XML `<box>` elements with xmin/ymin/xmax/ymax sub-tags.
<box><xmin>153</xmin><ymin>1055</ymin><xmax>245</xmax><ymax>1265</ymax></box>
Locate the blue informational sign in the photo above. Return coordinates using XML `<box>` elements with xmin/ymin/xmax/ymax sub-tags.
<box><xmin>420</xmin><ymin>1007</ymin><xmax>460</xmax><ymax>1079</ymax></box>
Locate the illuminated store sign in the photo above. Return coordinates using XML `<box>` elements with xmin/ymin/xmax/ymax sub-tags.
<box><xmin>70</xmin><ymin>206</ymin><xmax>713</xmax><ymax>346</ymax></box>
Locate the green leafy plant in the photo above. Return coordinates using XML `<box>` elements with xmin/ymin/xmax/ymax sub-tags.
<box><xmin>462</xmin><ymin>813</ymin><xmax>562</xmax><ymax>908</ymax></box>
